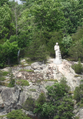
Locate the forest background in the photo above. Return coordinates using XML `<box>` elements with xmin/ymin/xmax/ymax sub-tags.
<box><xmin>0</xmin><ymin>0</ymin><xmax>83</xmax><ymax>68</ymax></box>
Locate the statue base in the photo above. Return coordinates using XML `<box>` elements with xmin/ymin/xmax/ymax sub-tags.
<box><xmin>54</xmin><ymin>58</ymin><xmax>62</xmax><ymax>65</ymax></box>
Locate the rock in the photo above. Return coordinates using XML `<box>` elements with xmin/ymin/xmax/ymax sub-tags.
<box><xmin>79</xmin><ymin>108</ymin><xmax>83</xmax><ymax>119</ymax></box>
<box><xmin>16</xmin><ymin>72</ymin><xmax>23</xmax><ymax>79</ymax></box>
<box><xmin>1</xmin><ymin>67</ymin><xmax>10</xmax><ymax>72</ymax></box>
<box><xmin>22</xmin><ymin>109</ymin><xmax>36</xmax><ymax>118</ymax></box>
<box><xmin>0</xmin><ymin>86</ymin><xmax>21</xmax><ymax>115</ymax></box>
<box><xmin>0</xmin><ymin>94</ymin><xmax>4</xmax><ymax>108</ymax></box>
<box><xmin>1</xmin><ymin>116</ymin><xmax>7</xmax><ymax>119</ymax></box>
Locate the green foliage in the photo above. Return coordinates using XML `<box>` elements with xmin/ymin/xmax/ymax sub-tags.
<box><xmin>34</xmin><ymin>79</ymin><xmax>74</xmax><ymax>119</ymax></box>
<box><xmin>36</xmin><ymin>92</ymin><xmax>46</xmax><ymax>106</ymax></box>
<box><xmin>72</xmin><ymin>27</ymin><xmax>83</xmax><ymax>42</ymax></box>
<box><xmin>16</xmin><ymin>79</ymin><xmax>29</xmax><ymax>86</ymax></box>
<box><xmin>0</xmin><ymin>40</ymin><xmax>19</xmax><ymax>67</ymax></box>
<box><xmin>69</xmin><ymin>41</ymin><xmax>83</xmax><ymax>61</ymax></box>
<box><xmin>0</xmin><ymin>0</ymin><xmax>9</xmax><ymax>6</ymax></box>
<box><xmin>27</xmin><ymin>35</ymin><xmax>48</xmax><ymax>61</ymax></box>
<box><xmin>61</xmin><ymin>35</ymin><xmax>72</xmax><ymax>57</ymax></box>
<box><xmin>72</xmin><ymin>60</ymin><xmax>83</xmax><ymax>74</ymax></box>
<box><xmin>74</xmin><ymin>83</ymin><xmax>83</xmax><ymax>102</ymax></box>
<box><xmin>0</xmin><ymin>71</ymin><xmax>7</xmax><ymax>81</ymax></box>
<box><xmin>0</xmin><ymin>4</ymin><xmax>15</xmax><ymax>39</ymax></box>
<box><xmin>29</xmin><ymin>89</ymin><xmax>36</xmax><ymax>92</ymax></box>
<box><xmin>8</xmin><ymin>78</ymin><xmax>15</xmax><ymax>87</ymax></box>
<box><xmin>23</xmin><ymin>97</ymin><xmax>35</xmax><ymax>111</ymax></box>
<box><xmin>19</xmin><ymin>69</ymin><xmax>34</xmax><ymax>72</ymax></box>
<box><xmin>62</xmin><ymin>0</ymin><xmax>83</xmax><ymax>34</ymax></box>
<box><xmin>8</xmin><ymin>68</ymin><xmax>15</xmax><ymax>87</ymax></box>
<box><xmin>32</xmin><ymin>0</ymin><xmax>65</xmax><ymax>31</ymax></box>
<box><xmin>7</xmin><ymin>109</ymin><xmax>31</xmax><ymax>119</ymax></box>
<box><xmin>2</xmin><ymin>71</ymin><xmax>9</xmax><ymax>76</ymax></box>
<box><xmin>47</xmin><ymin>31</ymin><xmax>63</xmax><ymax>56</ymax></box>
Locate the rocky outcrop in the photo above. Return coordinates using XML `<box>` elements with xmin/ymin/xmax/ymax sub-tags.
<box><xmin>0</xmin><ymin>86</ymin><xmax>21</xmax><ymax>115</ymax></box>
<box><xmin>0</xmin><ymin>80</ymin><xmax>55</xmax><ymax>116</ymax></box>
<box><xmin>11</xmin><ymin>59</ymin><xmax>81</xmax><ymax>91</ymax></box>
<box><xmin>0</xmin><ymin>58</ymin><xmax>83</xmax><ymax>117</ymax></box>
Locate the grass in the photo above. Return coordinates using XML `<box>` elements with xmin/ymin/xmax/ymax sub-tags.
<box><xmin>0</xmin><ymin>82</ymin><xmax>8</xmax><ymax>86</ymax></box>
<box><xmin>2</xmin><ymin>71</ymin><xmax>9</xmax><ymax>76</ymax></box>
<box><xmin>19</xmin><ymin>69</ymin><xmax>34</xmax><ymax>72</ymax></box>
<box><xmin>20</xmin><ymin>62</ymin><xmax>28</xmax><ymax>67</ymax></box>
<box><xmin>0</xmin><ymin>115</ymin><xmax>7</xmax><ymax>119</ymax></box>
<box><xmin>74</xmin><ymin>75</ymin><xmax>81</xmax><ymax>77</ymax></box>
<box><xmin>16</xmin><ymin>79</ymin><xmax>29</xmax><ymax>86</ymax></box>
<box><xmin>29</xmin><ymin>89</ymin><xmax>36</xmax><ymax>92</ymax></box>
<box><xmin>25</xmin><ymin>58</ymin><xmax>35</xmax><ymax>65</ymax></box>
<box><xmin>0</xmin><ymin>77</ymin><xmax>6</xmax><ymax>81</ymax></box>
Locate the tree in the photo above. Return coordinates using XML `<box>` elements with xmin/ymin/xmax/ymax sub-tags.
<box><xmin>34</xmin><ymin>79</ymin><xmax>74</xmax><ymax>119</ymax></box>
<box><xmin>0</xmin><ymin>4</ymin><xmax>15</xmax><ymax>40</ymax></box>
<box><xmin>32</xmin><ymin>0</ymin><xmax>65</xmax><ymax>31</ymax></box>
<box><xmin>0</xmin><ymin>0</ymin><xmax>9</xmax><ymax>6</ymax></box>
<box><xmin>74</xmin><ymin>81</ymin><xmax>83</xmax><ymax>105</ymax></box>
<box><xmin>69</xmin><ymin>40</ymin><xmax>83</xmax><ymax>61</ymax></box>
<box><xmin>7</xmin><ymin>109</ymin><xmax>31</xmax><ymax>119</ymax></box>
<box><xmin>0</xmin><ymin>40</ymin><xmax>19</xmax><ymax>67</ymax></box>
<box><xmin>61</xmin><ymin>35</ymin><xmax>72</xmax><ymax>57</ymax></box>
<box><xmin>27</xmin><ymin>31</ymin><xmax>48</xmax><ymax>61</ymax></box>
<box><xmin>62</xmin><ymin>0</ymin><xmax>83</xmax><ymax>34</ymax></box>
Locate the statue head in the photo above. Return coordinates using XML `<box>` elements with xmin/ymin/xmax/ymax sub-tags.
<box><xmin>56</xmin><ymin>42</ymin><xmax>58</xmax><ymax>45</ymax></box>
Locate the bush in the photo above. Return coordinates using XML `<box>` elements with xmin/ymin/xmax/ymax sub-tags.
<box><xmin>0</xmin><ymin>77</ymin><xmax>6</xmax><ymax>81</ymax></box>
<box><xmin>7</xmin><ymin>109</ymin><xmax>31</xmax><ymax>119</ymax></box>
<box><xmin>8</xmin><ymin>79</ymin><xmax>15</xmax><ymax>87</ymax></box>
<box><xmin>2</xmin><ymin>71</ymin><xmax>9</xmax><ymax>76</ymax></box>
<box><xmin>34</xmin><ymin>80</ymin><xmax>74</xmax><ymax>119</ymax></box>
<box><xmin>72</xmin><ymin>60</ymin><xmax>83</xmax><ymax>74</ymax></box>
<box><xmin>0</xmin><ymin>71</ymin><xmax>6</xmax><ymax>81</ymax></box>
<box><xmin>8</xmin><ymin>68</ymin><xmax>15</xmax><ymax>87</ymax></box>
<box><xmin>61</xmin><ymin>35</ymin><xmax>72</xmax><ymax>57</ymax></box>
<box><xmin>16</xmin><ymin>79</ymin><xmax>29</xmax><ymax>86</ymax></box>
<box><xmin>74</xmin><ymin>83</ymin><xmax>83</xmax><ymax>103</ymax></box>
<box><xmin>69</xmin><ymin>41</ymin><xmax>83</xmax><ymax>61</ymax></box>
<box><xmin>23</xmin><ymin>97</ymin><xmax>35</xmax><ymax>111</ymax></box>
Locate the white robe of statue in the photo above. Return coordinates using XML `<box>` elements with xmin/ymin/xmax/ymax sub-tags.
<box><xmin>54</xmin><ymin>42</ymin><xmax>62</xmax><ymax>64</ymax></box>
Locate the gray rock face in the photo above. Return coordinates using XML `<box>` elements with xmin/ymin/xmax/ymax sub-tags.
<box><xmin>7</xmin><ymin>58</ymin><xmax>80</xmax><ymax>91</ymax></box>
<box><xmin>0</xmin><ymin>86</ymin><xmax>21</xmax><ymax>115</ymax></box>
<box><xmin>0</xmin><ymin>58</ymin><xmax>82</xmax><ymax>117</ymax></box>
<box><xmin>79</xmin><ymin>108</ymin><xmax>83</xmax><ymax>119</ymax></box>
<box><xmin>0</xmin><ymin>80</ymin><xmax>55</xmax><ymax>116</ymax></box>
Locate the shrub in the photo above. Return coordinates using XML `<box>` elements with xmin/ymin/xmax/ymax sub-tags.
<box><xmin>69</xmin><ymin>41</ymin><xmax>83</xmax><ymax>61</ymax></box>
<box><xmin>8</xmin><ymin>68</ymin><xmax>15</xmax><ymax>87</ymax></box>
<box><xmin>0</xmin><ymin>71</ymin><xmax>6</xmax><ymax>81</ymax></box>
<box><xmin>27</xmin><ymin>37</ymin><xmax>48</xmax><ymax>62</ymax></box>
<box><xmin>36</xmin><ymin>92</ymin><xmax>46</xmax><ymax>105</ymax></box>
<box><xmin>2</xmin><ymin>71</ymin><xmax>9</xmax><ymax>76</ymax></box>
<box><xmin>61</xmin><ymin>35</ymin><xmax>72</xmax><ymax>57</ymax></box>
<box><xmin>23</xmin><ymin>97</ymin><xmax>35</xmax><ymax>111</ymax></box>
<box><xmin>74</xmin><ymin>83</ymin><xmax>83</xmax><ymax>103</ymax></box>
<box><xmin>72</xmin><ymin>60</ymin><xmax>83</xmax><ymax>74</ymax></box>
<box><xmin>0</xmin><ymin>77</ymin><xmax>6</xmax><ymax>81</ymax></box>
<box><xmin>29</xmin><ymin>89</ymin><xmax>36</xmax><ymax>92</ymax></box>
<box><xmin>8</xmin><ymin>79</ymin><xmax>15</xmax><ymax>87</ymax></box>
<box><xmin>34</xmin><ymin>80</ymin><xmax>74</xmax><ymax>119</ymax></box>
<box><xmin>16</xmin><ymin>79</ymin><xmax>29</xmax><ymax>86</ymax></box>
<box><xmin>19</xmin><ymin>69</ymin><xmax>34</xmax><ymax>72</ymax></box>
<box><xmin>7</xmin><ymin>109</ymin><xmax>31</xmax><ymax>119</ymax></box>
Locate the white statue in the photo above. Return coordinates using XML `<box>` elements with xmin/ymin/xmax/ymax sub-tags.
<box><xmin>54</xmin><ymin>42</ymin><xmax>62</xmax><ymax>64</ymax></box>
